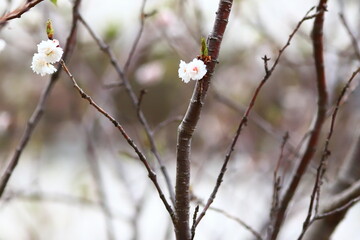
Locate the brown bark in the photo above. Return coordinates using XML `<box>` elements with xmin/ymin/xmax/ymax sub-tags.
<box><xmin>175</xmin><ymin>1</ymin><xmax>233</xmax><ymax>239</ymax></box>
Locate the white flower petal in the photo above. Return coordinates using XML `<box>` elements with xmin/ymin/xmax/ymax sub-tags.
<box><xmin>31</xmin><ymin>53</ymin><xmax>57</xmax><ymax>76</ymax></box>
<box><xmin>37</xmin><ymin>39</ymin><xmax>63</xmax><ymax>63</ymax></box>
<box><xmin>187</xmin><ymin>58</ymin><xmax>207</xmax><ymax>80</ymax></box>
<box><xmin>178</xmin><ymin>58</ymin><xmax>207</xmax><ymax>83</ymax></box>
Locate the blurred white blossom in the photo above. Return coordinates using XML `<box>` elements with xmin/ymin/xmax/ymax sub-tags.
<box><xmin>37</xmin><ymin>39</ymin><xmax>63</xmax><ymax>63</ymax></box>
<box><xmin>31</xmin><ymin>53</ymin><xmax>57</xmax><ymax>76</ymax></box>
<box><xmin>31</xmin><ymin>39</ymin><xmax>63</xmax><ymax>76</ymax></box>
<box><xmin>135</xmin><ymin>61</ymin><xmax>164</xmax><ymax>85</ymax></box>
<box><xmin>178</xmin><ymin>58</ymin><xmax>207</xmax><ymax>83</ymax></box>
<box><xmin>0</xmin><ymin>39</ymin><xmax>6</xmax><ymax>53</ymax></box>
<box><xmin>0</xmin><ymin>111</ymin><xmax>11</xmax><ymax>134</ymax></box>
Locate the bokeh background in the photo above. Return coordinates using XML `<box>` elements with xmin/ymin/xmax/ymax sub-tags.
<box><xmin>0</xmin><ymin>0</ymin><xmax>360</xmax><ymax>239</ymax></box>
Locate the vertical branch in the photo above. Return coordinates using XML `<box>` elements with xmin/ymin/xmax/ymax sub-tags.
<box><xmin>267</xmin><ymin>1</ymin><xmax>328</xmax><ymax>239</ymax></box>
<box><xmin>194</xmin><ymin>7</ymin><xmax>318</xmax><ymax>233</ymax></box>
<box><xmin>123</xmin><ymin>0</ymin><xmax>147</xmax><ymax>73</ymax></box>
<box><xmin>0</xmin><ymin>0</ymin><xmax>82</xmax><ymax>198</ymax></box>
<box><xmin>78</xmin><ymin>15</ymin><xmax>176</xmax><ymax>206</ymax></box>
<box><xmin>84</xmin><ymin>130</ymin><xmax>115</xmax><ymax>240</ymax></box>
<box><xmin>175</xmin><ymin>1</ymin><xmax>233</xmax><ymax>239</ymax></box>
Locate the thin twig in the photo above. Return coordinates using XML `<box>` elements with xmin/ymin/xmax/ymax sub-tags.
<box><xmin>213</xmin><ymin>90</ymin><xmax>296</xmax><ymax>153</ymax></box>
<box><xmin>123</xmin><ymin>0</ymin><xmax>148</xmax><ymax>73</ymax></box>
<box><xmin>0</xmin><ymin>0</ymin><xmax>82</xmax><ymax>199</ymax></box>
<box><xmin>339</xmin><ymin>13</ymin><xmax>360</xmax><ymax>61</ymax></box>
<box><xmin>195</xmin><ymin>7</ymin><xmax>318</xmax><ymax>230</ymax></box>
<box><xmin>297</xmin><ymin>67</ymin><xmax>360</xmax><ymax>240</ymax></box>
<box><xmin>0</xmin><ymin>0</ymin><xmax>45</xmax><ymax>25</ymax></box>
<box><xmin>191</xmin><ymin>193</ymin><xmax>262</xmax><ymax>240</ymax></box>
<box><xmin>152</xmin><ymin>115</ymin><xmax>183</xmax><ymax>135</ymax></box>
<box><xmin>59</xmin><ymin>60</ymin><xmax>176</xmax><ymax>224</ymax></box>
<box><xmin>102</xmin><ymin>81</ymin><xmax>124</xmax><ymax>89</ymax></box>
<box><xmin>190</xmin><ymin>205</ymin><xmax>199</xmax><ymax>240</ymax></box>
<box><xmin>78</xmin><ymin>14</ymin><xmax>176</xmax><ymax>206</ymax></box>
<box><xmin>137</xmin><ymin>89</ymin><xmax>147</xmax><ymax>113</ymax></box>
<box><xmin>270</xmin><ymin>132</ymin><xmax>289</xmax><ymax>219</ymax></box>
<box><xmin>2</xmin><ymin>190</ymin><xmax>96</xmax><ymax>206</ymax></box>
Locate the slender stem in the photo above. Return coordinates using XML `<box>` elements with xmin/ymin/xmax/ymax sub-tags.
<box><xmin>78</xmin><ymin>14</ymin><xmax>176</xmax><ymax>206</ymax></box>
<box><xmin>123</xmin><ymin>0</ymin><xmax>147</xmax><ymax>73</ymax></box>
<box><xmin>59</xmin><ymin>60</ymin><xmax>176</xmax><ymax>224</ymax></box>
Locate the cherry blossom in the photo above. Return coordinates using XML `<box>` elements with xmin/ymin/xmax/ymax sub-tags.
<box><xmin>178</xmin><ymin>58</ymin><xmax>207</xmax><ymax>83</ymax></box>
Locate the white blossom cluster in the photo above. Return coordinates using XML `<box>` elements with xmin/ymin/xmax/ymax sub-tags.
<box><xmin>178</xmin><ymin>58</ymin><xmax>207</xmax><ymax>83</ymax></box>
<box><xmin>31</xmin><ymin>39</ymin><xmax>63</xmax><ymax>76</ymax></box>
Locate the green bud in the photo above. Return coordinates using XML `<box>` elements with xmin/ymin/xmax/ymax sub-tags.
<box><xmin>201</xmin><ymin>37</ymin><xmax>208</xmax><ymax>57</ymax></box>
<box><xmin>50</xmin><ymin>0</ymin><xmax>58</xmax><ymax>6</ymax></box>
<box><xmin>46</xmin><ymin>19</ymin><xmax>54</xmax><ymax>40</ymax></box>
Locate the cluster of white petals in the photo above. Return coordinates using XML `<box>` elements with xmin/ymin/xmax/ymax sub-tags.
<box><xmin>178</xmin><ymin>58</ymin><xmax>207</xmax><ymax>83</ymax></box>
<box><xmin>31</xmin><ymin>39</ymin><xmax>63</xmax><ymax>76</ymax></box>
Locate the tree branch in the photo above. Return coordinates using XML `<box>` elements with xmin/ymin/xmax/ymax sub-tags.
<box><xmin>175</xmin><ymin>1</ymin><xmax>233</xmax><ymax>239</ymax></box>
<box><xmin>0</xmin><ymin>0</ymin><xmax>82</xmax><ymax>199</ymax></box>
<box><xmin>59</xmin><ymin>60</ymin><xmax>176</xmax><ymax>225</ymax></box>
<box><xmin>195</xmin><ymin>6</ymin><xmax>319</xmax><ymax>233</ymax></box>
<box><xmin>78</xmin><ymin>14</ymin><xmax>176</xmax><ymax>206</ymax></box>
<box><xmin>267</xmin><ymin>2</ymin><xmax>329</xmax><ymax>239</ymax></box>
<box><xmin>0</xmin><ymin>0</ymin><xmax>45</xmax><ymax>25</ymax></box>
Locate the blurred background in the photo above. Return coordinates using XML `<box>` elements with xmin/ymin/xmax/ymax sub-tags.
<box><xmin>0</xmin><ymin>0</ymin><xmax>360</xmax><ymax>239</ymax></box>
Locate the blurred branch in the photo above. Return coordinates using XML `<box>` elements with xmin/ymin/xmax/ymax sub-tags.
<box><xmin>195</xmin><ymin>6</ymin><xmax>319</xmax><ymax>233</ymax></box>
<box><xmin>270</xmin><ymin>132</ymin><xmax>289</xmax><ymax>220</ymax></box>
<box><xmin>0</xmin><ymin>0</ymin><xmax>45</xmax><ymax>25</ymax></box>
<box><xmin>176</xmin><ymin>1</ymin><xmax>234</xmax><ymax>239</ymax></box>
<box><xmin>102</xmin><ymin>81</ymin><xmax>124</xmax><ymax>89</ymax></box>
<box><xmin>152</xmin><ymin>115</ymin><xmax>183</xmax><ymax>136</ymax></box>
<box><xmin>0</xmin><ymin>0</ymin><xmax>82</xmax><ymax>199</ymax></box>
<box><xmin>123</xmin><ymin>0</ymin><xmax>148</xmax><ymax>73</ymax></box>
<box><xmin>315</xmin><ymin>196</ymin><xmax>360</xmax><ymax>220</ymax></box>
<box><xmin>298</xmin><ymin>67</ymin><xmax>360</xmax><ymax>240</ymax></box>
<box><xmin>212</xmin><ymin>89</ymin><xmax>296</xmax><ymax>153</ymax></box>
<box><xmin>85</xmin><ymin>130</ymin><xmax>115</xmax><ymax>240</ymax></box>
<box><xmin>78</xmin><ymin>14</ymin><xmax>175</xmax><ymax>206</ymax></box>
<box><xmin>2</xmin><ymin>190</ymin><xmax>96</xmax><ymax>207</ymax></box>
<box><xmin>268</xmin><ymin>2</ymin><xmax>328</xmax><ymax>239</ymax></box>
<box><xmin>339</xmin><ymin>13</ymin><xmax>360</xmax><ymax>61</ymax></box>
<box><xmin>59</xmin><ymin>60</ymin><xmax>176</xmax><ymax>224</ymax></box>
<box><xmin>191</xmin><ymin>193</ymin><xmax>262</xmax><ymax>240</ymax></box>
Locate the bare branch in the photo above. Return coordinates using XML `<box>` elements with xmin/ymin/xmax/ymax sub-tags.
<box><xmin>152</xmin><ymin>115</ymin><xmax>183</xmax><ymax>136</ymax></box>
<box><xmin>339</xmin><ymin>13</ymin><xmax>360</xmax><ymax>61</ymax></box>
<box><xmin>270</xmin><ymin>132</ymin><xmax>289</xmax><ymax>219</ymax></box>
<box><xmin>78</xmin><ymin>14</ymin><xmax>176</xmax><ymax>206</ymax></box>
<box><xmin>315</xmin><ymin>197</ymin><xmax>360</xmax><ymax>220</ymax></box>
<box><xmin>0</xmin><ymin>0</ymin><xmax>82</xmax><ymax>199</ymax></box>
<box><xmin>175</xmin><ymin>1</ymin><xmax>234</xmax><ymax>239</ymax></box>
<box><xmin>84</xmin><ymin>130</ymin><xmax>115</xmax><ymax>240</ymax></box>
<box><xmin>191</xmin><ymin>193</ymin><xmax>262</xmax><ymax>240</ymax></box>
<box><xmin>195</xmin><ymin>6</ymin><xmax>318</xmax><ymax>231</ymax></box>
<box><xmin>298</xmin><ymin>67</ymin><xmax>360</xmax><ymax>240</ymax></box>
<box><xmin>267</xmin><ymin>3</ymin><xmax>329</xmax><ymax>239</ymax></box>
<box><xmin>59</xmin><ymin>60</ymin><xmax>176</xmax><ymax>224</ymax></box>
<box><xmin>123</xmin><ymin>0</ymin><xmax>148</xmax><ymax>73</ymax></box>
<box><xmin>213</xmin><ymin>90</ymin><xmax>296</xmax><ymax>153</ymax></box>
<box><xmin>0</xmin><ymin>0</ymin><xmax>45</xmax><ymax>25</ymax></box>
